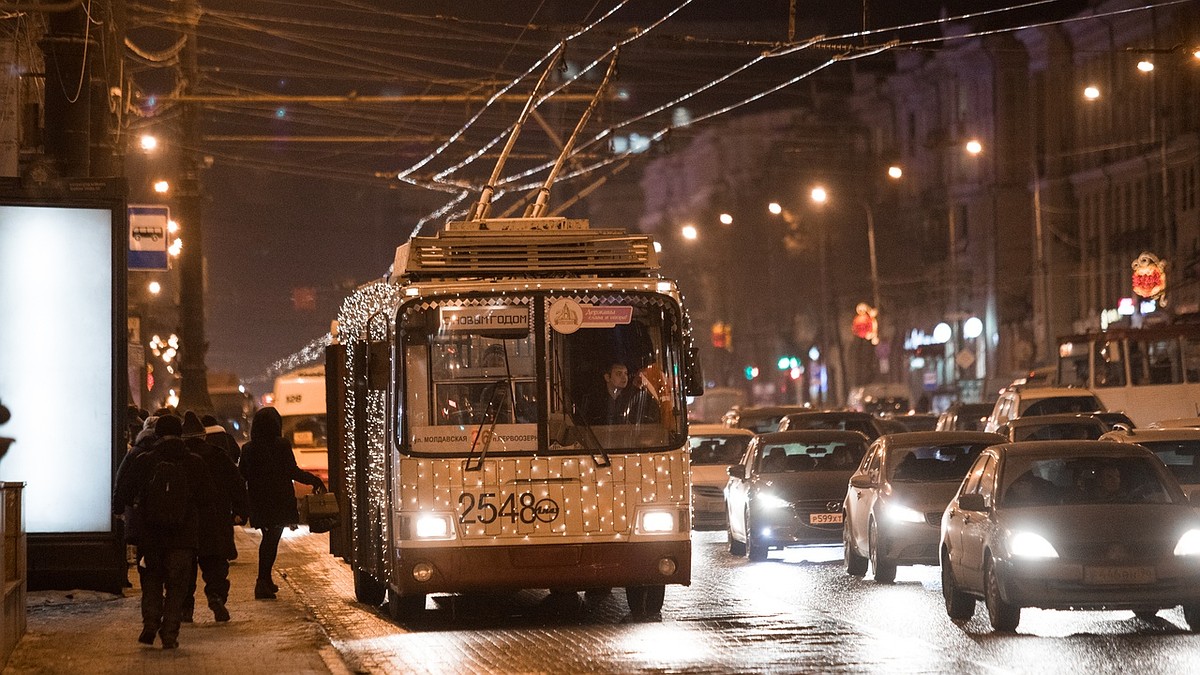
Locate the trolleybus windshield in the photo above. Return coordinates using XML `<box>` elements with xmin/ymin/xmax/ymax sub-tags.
<box><xmin>398</xmin><ymin>293</ymin><xmax>686</xmax><ymax>457</ymax></box>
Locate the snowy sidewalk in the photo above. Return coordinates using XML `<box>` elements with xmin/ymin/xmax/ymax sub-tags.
<box><xmin>4</xmin><ymin>527</ymin><xmax>349</xmax><ymax>674</ymax></box>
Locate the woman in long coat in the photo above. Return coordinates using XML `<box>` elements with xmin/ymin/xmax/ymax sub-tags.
<box><xmin>239</xmin><ymin>407</ymin><xmax>325</xmax><ymax>599</ymax></box>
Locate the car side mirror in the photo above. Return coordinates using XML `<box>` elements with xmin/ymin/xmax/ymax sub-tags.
<box><xmin>727</xmin><ymin>464</ymin><xmax>746</xmax><ymax>480</ymax></box>
<box><xmin>849</xmin><ymin>474</ymin><xmax>873</xmax><ymax>489</ymax></box>
<box><xmin>958</xmin><ymin>493</ymin><xmax>988</xmax><ymax>512</ymax></box>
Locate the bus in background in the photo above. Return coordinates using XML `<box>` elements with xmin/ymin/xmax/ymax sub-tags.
<box><xmin>1057</xmin><ymin>322</ymin><xmax>1200</xmax><ymax>427</ymax></box>
<box><xmin>272</xmin><ymin>366</ymin><xmax>328</xmax><ymax>493</ymax></box>
<box><xmin>207</xmin><ymin>370</ymin><xmax>255</xmax><ymax>443</ymax></box>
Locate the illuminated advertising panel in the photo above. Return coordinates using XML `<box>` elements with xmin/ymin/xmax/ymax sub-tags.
<box><xmin>0</xmin><ymin>204</ymin><xmax>118</xmax><ymax>532</ymax></box>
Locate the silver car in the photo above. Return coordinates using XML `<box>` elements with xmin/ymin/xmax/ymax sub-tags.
<box><xmin>1101</xmin><ymin>427</ymin><xmax>1200</xmax><ymax>499</ymax></box>
<box><xmin>940</xmin><ymin>440</ymin><xmax>1200</xmax><ymax>632</ymax></box>
<box><xmin>843</xmin><ymin>432</ymin><xmax>1005</xmax><ymax>583</ymax></box>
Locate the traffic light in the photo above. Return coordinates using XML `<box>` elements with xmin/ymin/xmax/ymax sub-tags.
<box><xmin>711</xmin><ymin>321</ymin><xmax>732</xmax><ymax>351</ymax></box>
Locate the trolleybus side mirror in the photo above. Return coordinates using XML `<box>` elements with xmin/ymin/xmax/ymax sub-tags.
<box><xmin>684</xmin><ymin>347</ymin><xmax>704</xmax><ymax>397</ymax></box>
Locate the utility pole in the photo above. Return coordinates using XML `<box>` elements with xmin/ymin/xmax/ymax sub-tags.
<box><xmin>39</xmin><ymin>4</ymin><xmax>92</xmax><ymax>177</ymax></box>
<box><xmin>175</xmin><ymin>0</ymin><xmax>213</xmax><ymax>412</ymax></box>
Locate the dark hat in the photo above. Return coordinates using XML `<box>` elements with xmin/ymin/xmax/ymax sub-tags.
<box><xmin>181</xmin><ymin>411</ymin><xmax>206</xmax><ymax>439</ymax></box>
<box><xmin>154</xmin><ymin>414</ymin><xmax>183</xmax><ymax>437</ymax></box>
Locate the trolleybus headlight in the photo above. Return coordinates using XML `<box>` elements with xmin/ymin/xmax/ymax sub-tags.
<box><xmin>637</xmin><ymin>509</ymin><xmax>676</xmax><ymax>534</ymax></box>
<box><xmin>414</xmin><ymin>513</ymin><xmax>456</xmax><ymax>540</ymax></box>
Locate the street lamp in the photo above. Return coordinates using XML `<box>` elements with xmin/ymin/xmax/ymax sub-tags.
<box><xmin>681</xmin><ymin>224</ymin><xmax>698</xmax><ymax>241</ymax></box>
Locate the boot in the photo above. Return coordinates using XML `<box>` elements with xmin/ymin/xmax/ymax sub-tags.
<box><xmin>209</xmin><ymin>599</ymin><xmax>231</xmax><ymax>622</ymax></box>
<box><xmin>254</xmin><ymin>578</ymin><xmax>276</xmax><ymax>600</ymax></box>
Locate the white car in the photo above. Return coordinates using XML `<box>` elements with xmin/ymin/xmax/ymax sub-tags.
<box><xmin>843</xmin><ymin>431</ymin><xmax>1005</xmax><ymax>582</ymax></box>
<box><xmin>1101</xmin><ymin>426</ymin><xmax>1200</xmax><ymax>499</ymax></box>
<box><xmin>984</xmin><ymin>386</ymin><xmax>1105</xmax><ymax>433</ymax></box>
<box><xmin>686</xmin><ymin>424</ymin><xmax>754</xmax><ymax>530</ymax></box>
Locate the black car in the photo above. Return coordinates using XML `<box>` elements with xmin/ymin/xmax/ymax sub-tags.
<box><xmin>724</xmin><ymin>430</ymin><xmax>868</xmax><ymax>561</ymax></box>
<box><xmin>777</xmin><ymin>411</ymin><xmax>886</xmax><ymax>440</ymax></box>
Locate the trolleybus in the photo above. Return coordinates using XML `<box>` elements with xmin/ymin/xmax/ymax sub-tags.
<box><xmin>326</xmin><ymin>215</ymin><xmax>702</xmax><ymax>620</ymax></box>
<box><xmin>1057</xmin><ymin>322</ymin><xmax>1200</xmax><ymax>426</ymax></box>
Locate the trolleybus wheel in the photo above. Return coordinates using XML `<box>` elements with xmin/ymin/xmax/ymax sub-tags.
<box><xmin>353</xmin><ymin>570</ymin><xmax>386</xmax><ymax>606</ymax></box>
<box><xmin>625</xmin><ymin>585</ymin><xmax>665</xmax><ymax>617</ymax></box>
<box><xmin>387</xmin><ymin>590</ymin><xmax>426</xmax><ymax>622</ymax></box>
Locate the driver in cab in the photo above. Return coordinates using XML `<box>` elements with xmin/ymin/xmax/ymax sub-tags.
<box><xmin>583</xmin><ymin>361</ymin><xmax>660</xmax><ymax>425</ymax></box>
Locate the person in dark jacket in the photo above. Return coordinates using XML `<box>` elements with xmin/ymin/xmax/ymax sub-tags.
<box><xmin>112</xmin><ymin>414</ymin><xmax>215</xmax><ymax>650</ymax></box>
<box><xmin>181</xmin><ymin>411</ymin><xmax>249</xmax><ymax>623</ymax></box>
<box><xmin>201</xmin><ymin>413</ymin><xmax>242</xmax><ymax>465</ymax></box>
<box><xmin>113</xmin><ymin>414</ymin><xmax>167</xmax><ymax>584</ymax></box>
<box><xmin>239</xmin><ymin>406</ymin><xmax>325</xmax><ymax>599</ymax></box>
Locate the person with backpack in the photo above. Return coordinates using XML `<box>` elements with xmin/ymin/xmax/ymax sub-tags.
<box><xmin>239</xmin><ymin>406</ymin><xmax>325</xmax><ymax>600</ymax></box>
<box><xmin>112</xmin><ymin>414</ymin><xmax>214</xmax><ymax>649</ymax></box>
<box><xmin>180</xmin><ymin>411</ymin><xmax>249</xmax><ymax>623</ymax></box>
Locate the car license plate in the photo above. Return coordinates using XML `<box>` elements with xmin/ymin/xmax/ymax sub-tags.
<box><xmin>1083</xmin><ymin>566</ymin><xmax>1156</xmax><ymax>585</ymax></box>
<box><xmin>809</xmin><ymin>513</ymin><xmax>843</xmax><ymax>525</ymax></box>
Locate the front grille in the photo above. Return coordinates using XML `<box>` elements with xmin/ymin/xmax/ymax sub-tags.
<box><xmin>1058</xmin><ymin>540</ymin><xmax>1171</xmax><ymax>562</ymax></box>
<box><xmin>692</xmin><ymin>485</ymin><xmax>724</xmax><ymax>498</ymax></box>
<box><xmin>795</xmin><ymin>499</ymin><xmax>843</xmax><ymax>513</ymax></box>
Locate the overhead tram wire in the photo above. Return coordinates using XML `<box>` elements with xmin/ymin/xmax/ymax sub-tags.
<box><xmin>424</xmin><ymin>0</ymin><xmax>696</xmax><ymax>189</ymax></box>
<box><xmin>394</xmin><ymin>0</ymin><xmax>639</xmax><ymax>183</ymax></box>
<box><xmin>409</xmin><ymin>0</ymin><xmax>1185</xmax><ymax>230</ymax></box>
<box><xmin>419</xmin><ymin>0</ymin><xmax>1074</xmax><ymax>195</ymax></box>
<box><xmin>263</xmin><ymin>0</ymin><xmax>1084</xmax><ymax>379</ymax></box>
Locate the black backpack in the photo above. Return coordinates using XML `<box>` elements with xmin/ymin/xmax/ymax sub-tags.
<box><xmin>142</xmin><ymin>456</ymin><xmax>192</xmax><ymax>526</ymax></box>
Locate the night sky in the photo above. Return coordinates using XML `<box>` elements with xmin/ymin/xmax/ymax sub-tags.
<box><xmin>147</xmin><ymin>1</ymin><xmax>1081</xmax><ymax>392</ymax></box>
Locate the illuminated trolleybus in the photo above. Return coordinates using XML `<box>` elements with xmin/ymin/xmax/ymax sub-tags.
<box><xmin>326</xmin><ymin>216</ymin><xmax>702</xmax><ymax>620</ymax></box>
<box><xmin>1057</xmin><ymin>322</ymin><xmax>1200</xmax><ymax>426</ymax></box>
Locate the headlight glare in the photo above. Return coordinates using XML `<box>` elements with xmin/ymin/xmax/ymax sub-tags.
<box><xmin>414</xmin><ymin>513</ymin><xmax>455</xmax><ymax>540</ymax></box>
<box><xmin>639</xmin><ymin>509</ymin><xmax>676</xmax><ymax>534</ymax></box>
<box><xmin>887</xmin><ymin>504</ymin><xmax>926</xmax><ymax>524</ymax></box>
<box><xmin>1173</xmin><ymin>529</ymin><xmax>1200</xmax><ymax>556</ymax></box>
<box><xmin>1009</xmin><ymin>531</ymin><xmax>1059</xmax><ymax>558</ymax></box>
<box><xmin>757</xmin><ymin>493</ymin><xmax>791</xmax><ymax>510</ymax></box>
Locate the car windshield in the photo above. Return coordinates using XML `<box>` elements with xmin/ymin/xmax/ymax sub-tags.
<box><xmin>886</xmin><ymin>443</ymin><xmax>986</xmax><ymax>482</ymax></box>
<box><xmin>1021</xmin><ymin>396</ymin><xmax>1102</xmax><ymax>416</ymax></box>
<box><xmin>755</xmin><ymin>440</ymin><xmax>865</xmax><ymax>474</ymax></box>
<box><xmin>1012</xmin><ymin>421</ymin><xmax>1103</xmax><ymax>441</ymax></box>
<box><xmin>1000</xmin><ymin>454</ymin><xmax>1175</xmax><ymax>507</ymax></box>
<box><xmin>893</xmin><ymin>415</ymin><xmax>938</xmax><ymax>432</ymax></box>
<box><xmin>1140</xmin><ymin>440</ymin><xmax>1200</xmax><ymax>485</ymax></box>
<box><xmin>784</xmin><ymin>415</ymin><xmax>879</xmax><ymax>439</ymax></box>
<box><xmin>741</xmin><ymin>414</ymin><xmax>785</xmax><ymax>434</ymax></box>
<box><xmin>688</xmin><ymin>435</ymin><xmax>751</xmax><ymax>465</ymax></box>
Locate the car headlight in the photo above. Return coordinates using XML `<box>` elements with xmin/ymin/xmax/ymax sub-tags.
<box><xmin>414</xmin><ymin>513</ymin><xmax>456</xmax><ymax>540</ymax></box>
<box><xmin>1009</xmin><ymin>531</ymin><xmax>1059</xmax><ymax>558</ymax></box>
<box><xmin>756</xmin><ymin>493</ymin><xmax>791</xmax><ymax>510</ymax></box>
<box><xmin>887</xmin><ymin>504</ymin><xmax>926</xmax><ymax>524</ymax></box>
<box><xmin>1173</xmin><ymin>529</ymin><xmax>1200</xmax><ymax>556</ymax></box>
<box><xmin>637</xmin><ymin>508</ymin><xmax>676</xmax><ymax>534</ymax></box>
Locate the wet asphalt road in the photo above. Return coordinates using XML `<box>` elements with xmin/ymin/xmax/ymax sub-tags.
<box><xmin>295</xmin><ymin>531</ymin><xmax>1200</xmax><ymax>674</ymax></box>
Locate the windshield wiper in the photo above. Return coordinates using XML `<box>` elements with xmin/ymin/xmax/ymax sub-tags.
<box><xmin>552</xmin><ymin>358</ymin><xmax>610</xmax><ymax>467</ymax></box>
<box><xmin>465</xmin><ymin>343</ymin><xmax>518</xmax><ymax>472</ymax></box>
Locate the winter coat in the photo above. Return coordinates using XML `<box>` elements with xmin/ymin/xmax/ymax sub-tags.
<box><xmin>112</xmin><ymin>436</ymin><xmax>215</xmax><ymax>551</ymax></box>
<box><xmin>239</xmin><ymin>407</ymin><xmax>324</xmax><ymax>530</ymax></box>
<box><xmin>184</xmin><ymin>436</ymin><xmax>249</xmax><ymax>559</ymax></box>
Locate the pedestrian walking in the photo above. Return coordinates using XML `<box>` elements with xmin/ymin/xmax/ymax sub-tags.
<box><xmin>112</xmin><ymin>414</ymin><xmax>215</xmax><ymax>649</ymax></box>
<box><xmin>239</xmin><ymin>406</ymin><xmax>326</xmax><ymax>599</ymax></box>
<box><xmin>202</xmin><ymin>413</ymin><xmax>242</xmax><ymax>465</ymax></box>
<box><xmin>181</xmin><ymin>411</ymin><xmax>249</xmax><ymax>623</ymax></box>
